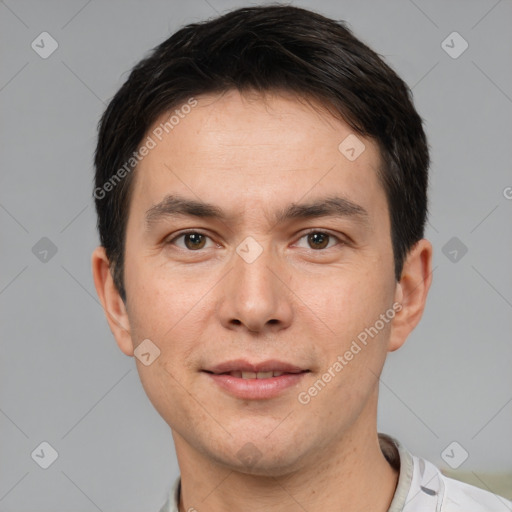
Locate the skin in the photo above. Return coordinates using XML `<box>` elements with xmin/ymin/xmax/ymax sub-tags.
<box><xmin>92</xmin><ymin>89</ymin><xmax>432</xmax><ymax>512</ymax></box>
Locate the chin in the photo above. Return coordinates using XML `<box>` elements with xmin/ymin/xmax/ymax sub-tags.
<box><xmin>206</xmin><ymin>436</ymin><xmax>311</xmax><ymax>477</ymax></box>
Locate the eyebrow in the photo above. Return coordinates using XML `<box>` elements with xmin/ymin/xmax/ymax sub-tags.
<box><xmin>144</xmin><ymin>194</ymin><xmax>370</xmax><ymax>230</ymax></box>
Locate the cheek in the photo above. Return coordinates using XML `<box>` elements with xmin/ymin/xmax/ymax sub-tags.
<box><xmin>125</xmin><ymin>248</ymin><xmax>191</xmax><ymax>325</ymax></box>
<box><xmin>125</xmin><ymin>259</ymin><xmax>217</xmax><ymax>369</ymax></box>
<box><xmin>302</xmin><ymin>267</ymin><xmax>393</xmax><ymax>357</ymax></box>
<box><xmin>305</xmin><ymin>268</ymin><xmax>370</xmax><ymax>319</ymax></box>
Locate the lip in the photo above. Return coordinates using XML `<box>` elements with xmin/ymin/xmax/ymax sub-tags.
<box><xmin>205</xmin><ymin>359</ymin><xmax>306</xmax><ymax>374</ymax></box>
<box><xmin>202</xmin><ymin>359</ymin><xmax>309</xmax><ymax>400</ymax></box>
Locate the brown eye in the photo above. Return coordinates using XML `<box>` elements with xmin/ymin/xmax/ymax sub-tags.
<box><xmin>168</xmin><ymin>231</ymin><xmax>213</xmax><ymax>250</ymax></box>
<box><xmin>307</xmin><ymin>232</ymin><xmax>330</xmax><ymax>250</ymax></box>
<box><xmin>183</xmin><ymin>233</ymin><xmax>207</xmax><ymax>250</ymax></box>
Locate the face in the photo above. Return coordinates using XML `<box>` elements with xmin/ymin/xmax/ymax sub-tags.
<box><xmin>93</xmin><ymin>89</ymin><xmax>429</xmax><ymax>475</ymax></box>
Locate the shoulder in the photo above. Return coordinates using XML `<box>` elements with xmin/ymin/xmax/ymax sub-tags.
<box><xmin>380</xmin><ymin>434</ymin><xmax>511</xmax><ymax>512</ymax></box>
<box><xmin>406</xmin><ymin>453</ymin><xmax>512</xmax><ymax>512</ymax></box>
<box><xmin>439</xmin><ymin>472</ymin><xmax>512</xmax><ymax>512</ymax></box>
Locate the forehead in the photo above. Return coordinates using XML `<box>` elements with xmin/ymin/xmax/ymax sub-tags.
<box><xmin>129</xmin><ymin>89</ymin><xmax>386</xmax><ymax>224</ymax></box>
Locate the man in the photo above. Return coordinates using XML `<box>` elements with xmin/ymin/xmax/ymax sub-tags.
<box><xmin>91</xmin><ymin>5</ymin><xmax>511</xmax><ymax>511</ymax></box>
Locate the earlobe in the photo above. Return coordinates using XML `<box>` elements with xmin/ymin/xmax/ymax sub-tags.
<box><xmin>91</xmin><ymin>246</ymin><xmax>134</xmax><ymax>357</ymax></box>
<box><xmin>388</xmin><ymin>239</ymin><xmax>433</xmax><ymax>352</ymax></box>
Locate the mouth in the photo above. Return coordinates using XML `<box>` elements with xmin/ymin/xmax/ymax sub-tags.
<box><xmin>204</xmin><ymin>370</ymin><xmax>304</xmax><ymax>379</ymax></box>
<box><xmin>202</xmin><ymin>359</ymin><xmax>310</xmax><ymax>399</ymax></box>
<box><xmin>203</xmin><ymin>359</ymin><xmax>309</xmax><ymax>378</ymax></box>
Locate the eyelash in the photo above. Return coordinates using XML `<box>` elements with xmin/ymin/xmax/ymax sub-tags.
<box><xmin>166</xmin><ymin>229</ymin><xmax>345</xmax><ymax>251</ymax></box>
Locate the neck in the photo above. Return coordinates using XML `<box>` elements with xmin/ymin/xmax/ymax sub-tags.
<box><xmin>173</xmin><ymin>400</ymin><xmax>398</xmax><ymax>512</ymax></box>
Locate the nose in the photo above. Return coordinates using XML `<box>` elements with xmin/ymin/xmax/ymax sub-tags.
<box><xmin>216</xmin><ymin>239</ymin><xmax>294</xmax><ymax>334</ymax></box>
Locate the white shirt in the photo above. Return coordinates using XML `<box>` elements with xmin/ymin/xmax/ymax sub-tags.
<box><xmin>159</xmin><ymin>433</ymin><xmax>512</xmax><ymax>511</ymax></box>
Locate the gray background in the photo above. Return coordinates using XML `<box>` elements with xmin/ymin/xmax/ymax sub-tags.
<box><xmin>1</xmin><ymin>0</ymin><xmax>511</xmax><ymax>510</ymax></box>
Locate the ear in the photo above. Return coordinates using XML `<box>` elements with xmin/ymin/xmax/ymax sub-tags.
<box><xmin>387</xmin><ymin>238</ymin><xmax>433</xmax><ymax>352</ymax></box>
<box><xmin>91</xmin><ymin>246</ymin><xmax>134</xmax><ymax>357</ymax></box>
